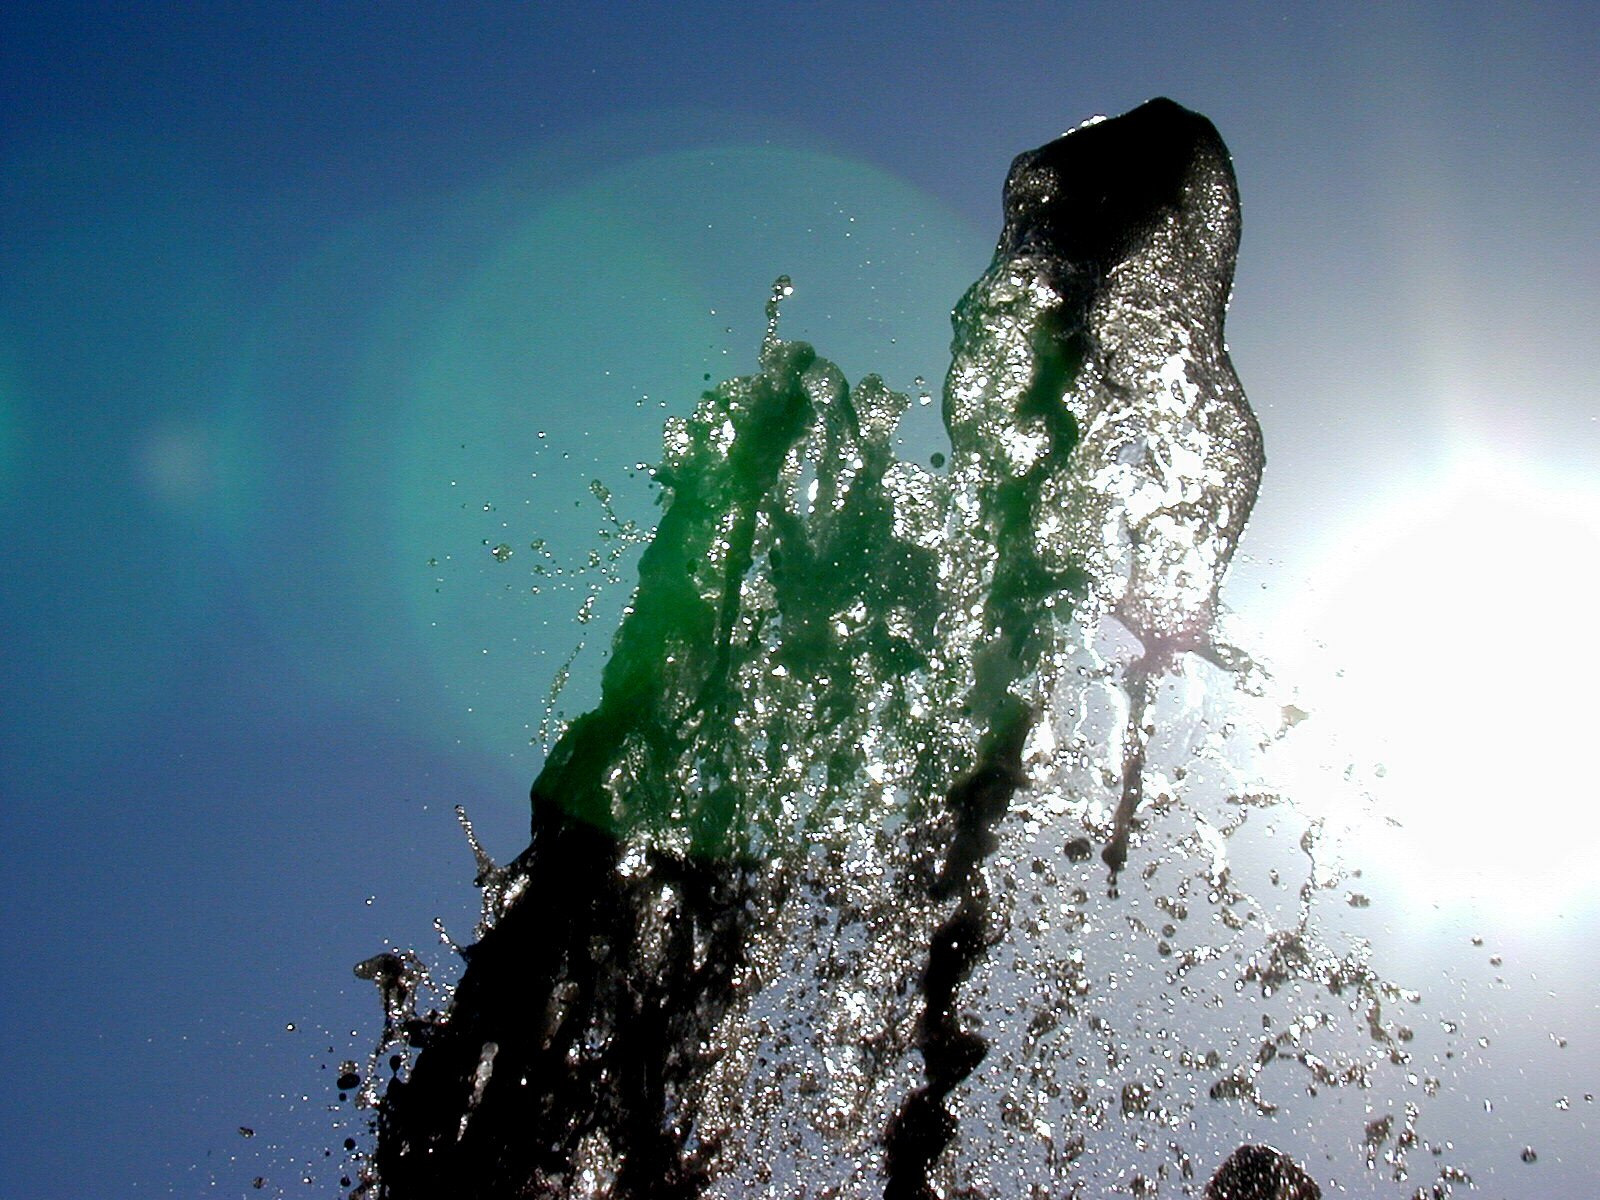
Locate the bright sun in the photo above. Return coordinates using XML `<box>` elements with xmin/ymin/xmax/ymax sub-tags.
<box><xmin>1263</xmin><ymin>452</ymin><xmax>1600</xmax><ymax>919</ymax></box>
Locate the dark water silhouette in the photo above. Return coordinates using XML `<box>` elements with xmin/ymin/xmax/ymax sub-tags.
<box><xmin>355</xmin><ymin>100</ymin><xmax>1456</xmax><ymax>1199</ymax></box>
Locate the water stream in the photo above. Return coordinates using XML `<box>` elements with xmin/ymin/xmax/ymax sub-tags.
<box><xmin>352</xmin><ymin>99</ymin><xmax>1475</xmax><ymax>1200</ymax></box>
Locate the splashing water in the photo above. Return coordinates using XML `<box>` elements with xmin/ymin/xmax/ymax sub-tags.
<box><xmin>349</xmin><ymin>99</ymin><xmax>1481</xmax><ymax>1199</ymax></box>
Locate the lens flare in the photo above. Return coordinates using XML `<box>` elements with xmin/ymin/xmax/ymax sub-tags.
<box><xmin>1266</xmin><ymin>452</ymin><xmax>1600</xmax><ymax>918</ymax></box>
<box><xmin>227</xmin><ymin>135</ymin><xmax>984</xmax><ymax>801</ymax></box>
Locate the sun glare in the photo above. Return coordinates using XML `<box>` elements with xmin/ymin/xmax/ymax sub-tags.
<box><xmin>1265</xmin><ymin>453</ymin><xmax>1600</xmax><ymax>919</ymax></box>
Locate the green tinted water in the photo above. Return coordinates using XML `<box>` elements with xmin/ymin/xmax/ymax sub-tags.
<box><xmin>361</xmin><ymin>102</ymin><xmax>1481</xmax><ymax>1200</ymax></box>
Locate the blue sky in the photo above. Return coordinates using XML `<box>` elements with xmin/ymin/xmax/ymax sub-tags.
<box><xmin>2</xmin><ymin>3</ymin><xmax>1596</xmax><ymax>1195</ymax></box>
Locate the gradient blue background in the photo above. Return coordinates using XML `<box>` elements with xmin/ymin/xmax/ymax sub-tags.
<box><xmin>2</xmin><ymin>3</ymin><xmax>1596</xmax><ymax>1196</ymax></box>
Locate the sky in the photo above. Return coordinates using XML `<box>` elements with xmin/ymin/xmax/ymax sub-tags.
<box><xmin>1</xmin><ymin>2</ymin><xmax>1597</xmax><ymax>1196</ymax></box>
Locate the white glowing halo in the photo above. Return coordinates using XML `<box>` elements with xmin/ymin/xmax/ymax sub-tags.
<box><xmin>1262</xmin><ymin>449</ymin><xmax>1600</xmax><ymax>918</ymax></box>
